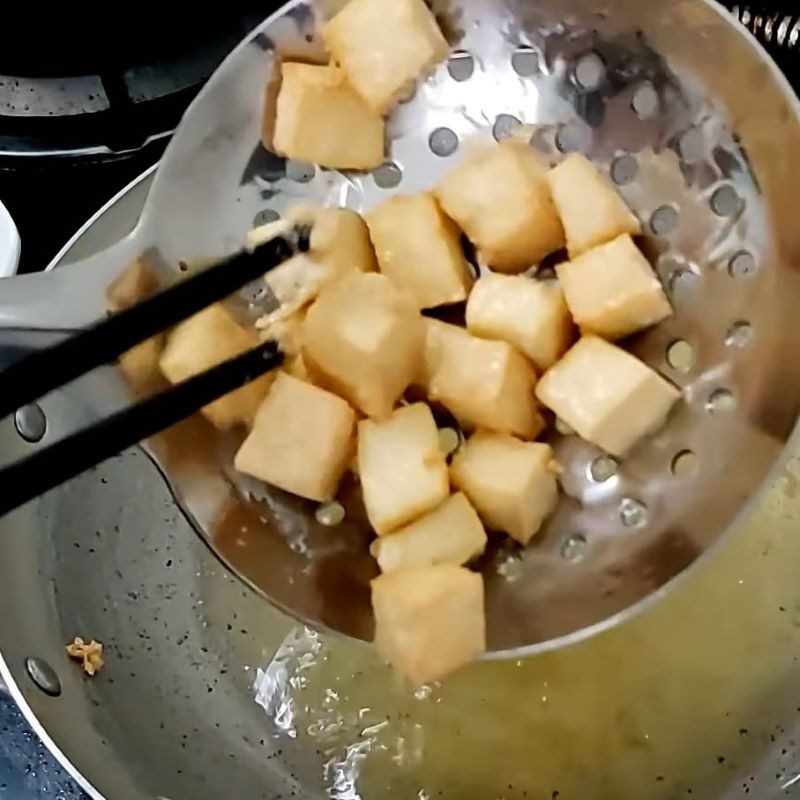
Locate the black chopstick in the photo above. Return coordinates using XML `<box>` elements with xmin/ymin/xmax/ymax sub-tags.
<box><xmin>0</xmin><ymin>341</ymin><xmax>284</xmax><ymax>516</ymax></box>
<box><xmin>0</xmin><ymin>225</ymin><xmax>309</xmax><ymax>421</ymax></box>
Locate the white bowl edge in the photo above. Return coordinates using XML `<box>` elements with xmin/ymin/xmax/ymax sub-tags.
<box><xmin>0</xmin><ymin>198</ymin><xmax>21</xmax><ymax>278</ymax></box>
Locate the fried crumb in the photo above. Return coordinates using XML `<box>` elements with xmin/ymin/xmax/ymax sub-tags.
<box><xmin>66</xmin><ymin>637</ymin><xmax>104</xmax><ymax>676</ymax></box>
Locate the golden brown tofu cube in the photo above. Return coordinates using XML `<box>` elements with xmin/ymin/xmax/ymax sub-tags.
<box><xmin>259</xmin><ymin>311</ymin><xmax>312</xmax><ymax>381</ymax></box>
<box><xmin>249</xmin><ymin>206</ymin><xmax>376</xmax><ymax>279</ymax></box>
<box><xmin>107</xmin><ymin>257</ymin><xmax>165</xmax><ymax>390</ymax></box>
<box><xmin>451</xmin><ymin>432</ymin><xmax>559</xmax><ymax>545</ymax></box>
<box><xmin>234</xmin><ymin>373</ymin><xmax>356</xmax><ymax>502</ymax></box>
<box><xmin>466</xmin><ymin>273</ymin><xmax>574</xmax><ymax>372</ymax></box>
<box><xmin>283</xmin><ymin>353</ymin><xmax>310</xmax><ymax>383</ymax></box>
<box><xmin>358</xmin><ymin>403</ymin><xmax>450</xmax><ymax>535</ymax></box>
<box><xmin>370</xmin><ymin>493</ymin><xmax>487</xmax><ymax>572</ymax></box>
<box><xmin>367</xmin><ymin>193</ymin><xmax>473</xmax><ymax>309</ymax></box>
<box><xmin>422</xmin><ymin>320</ymin><xmax>544</xmax><ymax>440</ymax></box>
<box><xmin>305</xmin><ymin>205</ymin><xmax>378</xmax><ymax>276</ymax></box>
<box><xmin>536</xmin><ymin>336</ymin><xmax>681</xmax><ymax>457</ymax></box>
<box><xmin>118</xmin><ymin>337</ymin><xmax>165</xmax><ymax>392</ymax></box>
<box><xmin>372</xmin><ymin>564</ymin><xmax>486</xmax><ymax>685</ymax></box>
<box><xmin>556</xmin><ymin>234</ymin><xmax>672</xmax><ymax>340</ymax></box>
<box><xmin>436</xmin><ymin>141</ymin><xmax>565</xmax><ymax>273</ymax></box>
<box><xmin>546</xmin><ymin>153</ymin><xmax>641</xmax><ymax>258</ymax></box>
<box><xmin>106</xmin><ymin>256</ymin><xmax>160</xmax><ymax>311</ymax></box>
<box><xmin>258</xmin><ymin>309</ymin><xmax>307</xmax><ymax>358</ymax></box>
<box><xmin>302</xmin><ymin>273</ymin><xmax>425</xmax><ymax>419</ymax></box>
<box><xmin>323</xmin><ymin>0</ymin><xmax>449</xmax><ymax>113</ymax></box>
<box><xmin>159</xmin><ymin>305</ymin><xmax>274</xmax><ymax>430</ymax></box>
<box><xmin>252</xmin><ymin>206</ymin><xmax>377</xmax><ymax>326</ymax></box>
<box><xmin>273</xmin><ymin>62</ymin><xmax>384</xmax><ymax>170</ymax></box>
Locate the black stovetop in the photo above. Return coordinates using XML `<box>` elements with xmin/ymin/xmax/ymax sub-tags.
<box><xmin>0</xmin><ymin>143</ymin><xmax>164</xmax><ymax>275</ymax></box>
<box><xmin>0</xmin><ymin>7</ymin><xmax>280</xmax><ymax>275</ymax></box>
<box><xmin>2</xmin><ymin>2</ymin><xmax>799</xmax><ymax>276</ymax></box>
<box><xmin>0</xmin><ymin>693</ymin><xmax>84</xmax><ymax>799</ymax></box>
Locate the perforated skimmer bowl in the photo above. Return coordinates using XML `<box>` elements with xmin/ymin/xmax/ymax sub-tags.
<box><xmin>3</xmin><ymin>1</ymin><xmax>800</xmax><ymax>797</ymax></box>
<box><xmin>3</xmin><ymin>0</ymin><xmax>800</xmax><ymax>657</ymax></box>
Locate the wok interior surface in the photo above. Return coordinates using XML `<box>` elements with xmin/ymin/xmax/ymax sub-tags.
<box><xmin>2</xmin><ymin>415</ymin><xmax>800</xmax><ymax>800</ymax></box>
<box><xmin>2</xmin><ymin>0</ymin><xmax>800</xmax><ymax>797</ymax></box>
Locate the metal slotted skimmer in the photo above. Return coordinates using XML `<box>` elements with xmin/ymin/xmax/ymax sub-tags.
<box><xmin>176</xmin><ymin>0</ymin><xmax>800</xmax><ymax>653</ymax></box>
<box><xmin>3</xmin><ymin>0</ymin><xmax>800</xmax><ymax>798</ymax></box>
<box><xmin>3</xmin><ymin>0</ymin><xmax>800</xmax><ymax>654</ymax></box>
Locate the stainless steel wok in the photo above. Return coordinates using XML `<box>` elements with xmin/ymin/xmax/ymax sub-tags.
<box><xmin>4</xmin><ymin>1</ymin><xmax>800</xmax><ymax>798</ymax></box>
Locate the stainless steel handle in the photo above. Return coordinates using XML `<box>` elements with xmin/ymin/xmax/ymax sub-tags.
<box><xmin>0</xmin><ymin>233</ymin><xmax>144</xmax><ymax>336</ymax></box>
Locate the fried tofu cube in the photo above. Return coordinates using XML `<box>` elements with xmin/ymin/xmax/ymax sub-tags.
<box><xmin>258</xmin><ymin>253</ymin><xmax>334</xmax><ymax>325</ymax></box>
<box><xmin>248</xmin><ymin>205</ymin><xmax>377</xmax><ymax>276</ymax></box>
<box><xmin>371</xmin><ymin>565</ymin><xmax>486</xmax><ymax>685</ymax></box>
<box><xmin>119</xmin><ymin>337</ymin><xmax>165</xmax><ymax>391</ymax></box>
<box><xmin>422</xmin><ymin>320</ymin><xmax>544</xmax><ymax>440</ymax></box>
<box><xmin>302</xmin><ymin>273</ymin><xmax>425</xmax><ymax>419</ymax></box>
<box><xmin>283</xmin><ymin>353</ymin><xmax>310</xmax><ymax>383</ymax></box>
<box><xmin>555</xmin><ymin>234</ymin><xmax>672</xmax><ymax>341</ymax></box>
<box><xmin>546</xmin><ymin>153</ymin><xmax>641</xmax><ymax>258</ymax></box>
<box><xmin>436</xmin><ymin>141</ymin><xmax>565</xmax><ymax>273</ymax></box>
<box><xmin>258</xmin><ymin>309</ymin><xmax>306</xmax><ymax>357</ymax></box>
<box><xmin>358</xmin><ymin>403</ymin><xmax>450</xmax><ymax>535</ymax></box>
<box><xmin>451</xmin><ymin>432</ymin><xmax>559</xmax><ymax>545</ymax></box>
<box><xmin>259</xmin><ymin>311</ymin><xmax>312</xmax><ymax>381</ymax></box>
<box><xmin>251</xmin><ymin>206</ymin><xmax>377</xmax><ymax>324</ymax></box>
<box><xmin>106</xmin><ymin>256</ymin><xmax>160</xmax><ymax>310</ymax></box>
<box><xmin>323</xmin><ymin>0</ymin><xmax>449</xmax><ymax>113</ymax></box>
<box><xmin>536</xmin><ymin>336</ymin><xmax>681</xmax><ymax>456</ymax></box>
<box><xmin>107</xmin><ymin>257</ymin><xmax>165</xmax><ymax>390</ymax></box>
<box><xmin>273</xmin><ymin>62</ymin><xmax>384</xmax><ymax>170</ymax></box>
<box><xmin>367</xmin><ymin>193</ymin><xmax>473</xmax><ymax>310</ymax></box>
<box><xmin>466</xmin><ymin>274</ymin><xmax>574</xmax><ymax>372</ymax></box>
<box><xmin>370</xmin><ymin>493</ymin><xmax>487</xmax><ymax>572</ymax></box>
<box><xmin>304</xmin><ymin>205</ymin><xmax>378</xmax><ymax>276</ymax></box>
<box><xmin>234</xmin><ymin>373</ymin><xmax>356</xmax><ymax>501</ymax></box>
<box><xmin>159</xmin><ymin>305</ymin><xmax>275</xmax><ymax>430</ymax></box>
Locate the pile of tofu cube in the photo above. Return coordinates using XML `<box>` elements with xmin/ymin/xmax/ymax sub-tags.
<box><xmin>146</xmin><ymin>0</ymin><xmax>682</xmax><ymax>686</ymax></box>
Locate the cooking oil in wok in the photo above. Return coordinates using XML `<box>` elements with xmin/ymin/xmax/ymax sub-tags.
<box><xmin>248</xmin><ymin>459</ymin><xmax>800</xmax><ymax>799</ymax></box>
